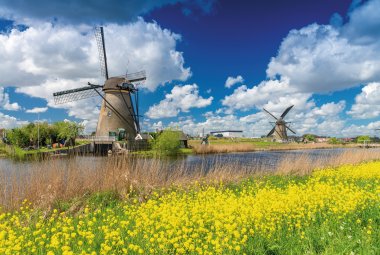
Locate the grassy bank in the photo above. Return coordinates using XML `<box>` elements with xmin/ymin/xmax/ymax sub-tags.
<box><xmin>1</xmin><ymin>160</ymin><xmax>380</xmax><ymax>254</ymax></box>
<box><xmin>189</xmin><ymin>139</ymin><xmax>354</xmax><ymax>154</ymax></box>
<box><xmin>1</xmin><ymin>141</ymin><xmax>91</xmax><ymax>160</ymax></box>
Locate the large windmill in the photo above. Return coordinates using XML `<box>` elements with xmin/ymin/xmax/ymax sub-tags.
<box><xmin>53</xmin><ymin>27</ymin><xmax>146</xmax><ymax>139</ymax></box>
<box><xmin>263</xmin><ymin>105</ymin><xmax>296</xmax><ymax>141</ymax></box>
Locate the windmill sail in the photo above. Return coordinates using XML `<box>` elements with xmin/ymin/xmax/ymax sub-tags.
<box><xmin>52</xmin><ymin>26</ymin><xmax>146</xmax><ymax>141</ymax></box>
<box><xmin>94</xmin><ymin>27</ymin><xmax>109</xmax><ymax>80</ymax></box>
<box><xmin>53</xmin><ymin>85</ymin><xmax>103</xmax><ymax>104</ymax></box>
<box><xmin>263</xmin><ymin>105</ymin><xmax>295</xmax><ymax>141</ymax></box>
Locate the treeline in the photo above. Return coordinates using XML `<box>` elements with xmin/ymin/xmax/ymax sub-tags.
<box><xmin>3</xmin><ymin>121</ymin><xmax>83</xmax><ymax>148</ymax></box>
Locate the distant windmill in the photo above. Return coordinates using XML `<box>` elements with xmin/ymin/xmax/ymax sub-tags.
<box><xmin>53</xmin><ymin>27</ymin><xmax>146</xmax><ymax>139</ymax></box>
<box><xmin>263</xmin><ymin>105</ymin><xmax>296</xmax><ymax>141</ymax></box>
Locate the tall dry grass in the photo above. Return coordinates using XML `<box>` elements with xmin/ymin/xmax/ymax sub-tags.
<box><xmin>0</xmin><ymin>149</ymin><xmax>379</xmax><ymax>210</ymax></box>
<box><xmin>0</xmin><ymin>156</ymin><xmax>258</xmax><ymax>211</ymax></box>
<box><xmin>192</xmin><ymin>143</ymin><xmax>257</xmax><ymax>154</ymax></box>
<box><xmin>277</xmin><ymin>149</ymin><xmax>380</xmax><ymax>175</ymax></box>
<box><xmin>191</xmin><ymin>142</ymin><xmax>354</xmax><ymax>154</ymax></box>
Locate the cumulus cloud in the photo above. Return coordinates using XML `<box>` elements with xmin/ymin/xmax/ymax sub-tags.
<box><xmin>0</xmin><ymin>19</ymin><xmax>191</xmax><ymax>132</ymax></box>
<box><xmin>25</xmin><ymin>107</ymin><xmax>48</xmax><ymax>113</ymax></box>
<box><xmin>266</xmin><ymin>0</ymin><xmax>380</xmax><ymax>93</ymax></box>
<box><xmin>225</xmin><ymin>75</ymin><xmax>244</xmax><ymax>88</ymax></box>
<box><xmin>144</xmin><ymin>98</ymin><xmax>347</xmax><ymax>138</ymax></box>
<box><xmin>0</xmin><ymin>0</ymin><xmax>185</xmax><ymax>25</ymax></box>
<box><xmin>0</xmin><ymin>112</ymin><xmax>28</xmax><ymax>129</ymax></box>
<box><xmin>219</xmin><ymin>0</ymin><xmax>380</xmax><ymax>137</ymax></box>
<box><xmin>341</xmin><ymin>121</ymin><xmax>380</xmax><ymax>137</ymax></box>
<box><xmin>0</xmin><ymin>87</ymin><xmax>21</xmax><ymax>111</ymax></box>
<box><xmin>146</xmin><ymin>84</ymin><xmax>213</xmax><ymax>119</ymax></box>
<box><xmin>2</xmin><ymin>20</ymin><xmax>191</xmax><ymax>91</ymax></box>
<box><xmin>222</xmin><ymin>78</ymin><xmax>313</xmax><ymax>112</ymax></box>
<box><xmin>347</xmin><ymin>83</ymin><xmax>380</xmax><ymax>119</ymax></box>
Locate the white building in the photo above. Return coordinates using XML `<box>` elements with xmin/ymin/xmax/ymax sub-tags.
<box><xmin>210</xmin><ymin>130</ymin><xmax>243</xmax><ymax>138</ymax></box>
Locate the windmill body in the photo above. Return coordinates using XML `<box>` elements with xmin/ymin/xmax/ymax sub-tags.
<box><xmin>273</xmin><ymin>119</ymin><xmax>288</xmax><ymax>141</ymax></box>
<box><xmin>263</xmin><ymin>105</ymin><xmax>296</xmax><ymax>142</ymax></box>
<box><xmin>95</xmin><ymin>77</ymin><xmax>137</xmax><ymax>138</ymax></box>
<box><xmin>53</xmin><ymin>27</ymin><xmax>146</xmax><ymax>141</ymax></box>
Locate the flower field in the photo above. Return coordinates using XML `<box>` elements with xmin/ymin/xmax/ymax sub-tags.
<box><xmin>1</xmin><ymin>161</ymin><xmax>380</xmax><ymax>254</ymax></box>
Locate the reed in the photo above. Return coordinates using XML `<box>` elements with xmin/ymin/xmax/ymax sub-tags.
<box><xmin>0</xmin><ymin>149</ymin><xmax>379</xmax><ymax>210</ymax></box>
<box><xmin>191</xmin><ymin>142</ymin><xmax>352</xmax><ymax>154</ymax></box>
<box><xmin>191</xmin><ymin>143</ymin><xmax>257</xmax><ymax>154</ymax></box>
<box><xmin>277</xmin><ymin>149</ymin><xmax>380</xmax><ymax>175</ymax></box>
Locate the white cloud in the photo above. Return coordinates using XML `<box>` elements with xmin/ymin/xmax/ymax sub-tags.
<box><xmin>0</xmin><ymin>87</ymin><xmax>21</xmax><ymax>111</ymax></box>
<box><xmin>146</xmin><ymin>84</ymin><xmax>213</xmax><ymax>119</ymax></box>
<box><xmin>266</xmin><ymin>0</ymin><xmax>380</xmax><ymax>93</ymax></box>
<box><xmin>341</xmin><ymin>121</ymin><xmax>380</xmax><ymax>137</ymax></box>
<box><xmin>347</xmin><ymin>83</ymin><xmax>380</xmax><ymax>119</ymax></box>
<box><xmin>310</xmin><ymin>100</ymin><xmax>346</xmax><ymax>117</ymax></box>
<box><xmin>145</xmin><ymin>98</ymin><xmax>347</xmax><ymax>137</ymax></box>
<box><xmin>0</xmin><ymin>19</ymin><xmax>191</xmax><ymax>132</ymax></box>
<box><xmin>1</xmin><ymin>20</ymin><xmax>191</xmax><ymax>91</ymax></box>
<box><xmin>0</xmin><ymin>112</ymin><xmax>28</xmax><ymax>129</ymax></box>
<box><xmin>222</xmin><ymin>78</ymin><xmax>313</xmax><ymax>112</ymax></box>
<box><xmin>25</xmin><ymin>107</ymin><xmax>48</xmax><ymax>113</ymax></box>
<box><xmin>225</xmin><ymin>75</ymin><xmax>244</xmax><ymax>88</ymax></box>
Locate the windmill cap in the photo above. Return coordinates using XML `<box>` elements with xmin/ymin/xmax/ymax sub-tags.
<box><xmin>103</xmin><ymin>77</ymin><xmax>126</xmax><ymax>91</ymax></box>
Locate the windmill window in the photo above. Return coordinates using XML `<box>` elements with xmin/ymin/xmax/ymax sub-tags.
<box><xmin>107</xmin><ymin>111</ymin><xmax>112</xmax><ymax>117</ymax></box>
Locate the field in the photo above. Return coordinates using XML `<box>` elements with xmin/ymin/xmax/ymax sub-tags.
<box><xmin>1</xmin><ymin>158</ymin><xmax>380</xmax><ymax>254</ymax></box>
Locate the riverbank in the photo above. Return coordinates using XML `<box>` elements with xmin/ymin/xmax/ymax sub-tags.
<box><xmin>0</xmin><ymin>141</ymin><xmax>91</xmax><ymax>160</ymax></box>
<box><xmin>189</xmin><ymin>139</ymin><xmax>360</xmax><ymax>154</ymax></box>
<box><xmin>1</xmin><ymin>160</ymin><xmax>379</xmax><ymax>254</ymax></box>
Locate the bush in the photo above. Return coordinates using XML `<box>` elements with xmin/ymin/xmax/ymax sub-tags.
<box><xmin>152</xmin><ymin>130</ymin><xmax>181</xmax><ymax>155</ymax></box>
<box><xmin>357</xmin><ymin>135</ymin><xmax>370</xmax><ymax>143</ymax></box>
<box><xmin>5</xmin><ymin>121</ymin><xmax>84</xmax><ymax>149</ymax></box>
<box><xmin>328</xmin><ymin>137</ymin><xmax>340</xmax><ymax>144</ymax></box>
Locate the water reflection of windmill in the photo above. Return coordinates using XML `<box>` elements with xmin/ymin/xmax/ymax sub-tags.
<box><xmin>263</xmin><ymin>105</ymin><xmax>296</xmax><ymax>141</ymax></box>
<box><xmin>53</xmin><ymin>27</ymin><xmax>146</xmax><ymax>139</ymax></box>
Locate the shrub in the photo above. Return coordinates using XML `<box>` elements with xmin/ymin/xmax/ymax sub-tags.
<box><xmin>152</xmin><ymin>130</ymin><xmax>181</xmax><ymax>155</ymax></box>
<box><xmin>328</xmin><ymin>137</ymin><xmax>340</xmax><ymax>144</ymax></box>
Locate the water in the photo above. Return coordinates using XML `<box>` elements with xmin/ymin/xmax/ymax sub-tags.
<box><xmin>1</xmin><ymin>147</ymin><xmax>378</xmax><ymax>208</ymax></box>
<box><xmin>0</xmin><ymin>147</ymin><xmax>369</xmax><ymax>174</ymax></box>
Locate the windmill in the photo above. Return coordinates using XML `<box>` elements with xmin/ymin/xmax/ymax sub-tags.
<box><xmin>53</xmin><ymin>27</ymin><xmax>146</xmax><ymax>139</ymax></box>
<box><xmin>263</xmin><ymin>105</ymin><xmax>296</xmax><ymax>141</ymax></box>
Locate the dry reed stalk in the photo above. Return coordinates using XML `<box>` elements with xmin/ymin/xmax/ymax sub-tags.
<box><xmin>192</xmin><ymin>143</ymin><xmax>257</xmax><ymax>154</ymax></box>
<box><xmin>191</xmin><ymin>142</ymin><xmax>356</xmax><ymax>154</ymax></box>
<box><xmin>277</xmin><ymin>149</ymin><xmax>380</xmax><ymax>176</ymax></box>
<box><xmin>1</xmin><ymin>149</ymin><xmax>379</xmax><ymax>210</ymax></box>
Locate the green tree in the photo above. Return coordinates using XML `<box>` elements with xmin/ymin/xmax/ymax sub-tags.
<box><xmin>53</xmin><ymin>121</ymin><xmax>84</xmax><ymax>146</ymax></box>
<box><xmin>304</xmin><ymin>134</ymin><xmax>316</xmax><ymax>142</ymax></box>
<box><xmin>152</xmin><ymin>130</ymin><xmax>181</xmax><ymax>155</ymax></box>
<box><xmin>328</xmin><ymin>137</ymin><xmax>340</xmax><ymax>144</ymax></box>
<box><xmin>357</xmin><ymin>135</ymin><xmax>370</xmax><ymax>143</ymax></box>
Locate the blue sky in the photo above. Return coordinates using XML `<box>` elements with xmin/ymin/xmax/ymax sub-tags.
<box><xmin>0</xmin><ymin>0</ymin><xmax>380</xmax><ymax>137</ymax></box>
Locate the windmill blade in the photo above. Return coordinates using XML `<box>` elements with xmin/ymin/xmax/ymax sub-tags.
<box><xmin>263</xmin><ymin>108</ymin><xmax>278</xmax><ymax>120</ymax></box>
<box><xmin>94</xmin><ymin>27</ymin><xmax>109</xmax><ymax>80</ymax></box>
<box><xmin>53</xmin><ymin>85</ymin><xmax>103</xmax><ymax>104</ymax></box>
<box><xmin>280</xmin><ymin>105</ymin><xmax>294</xmax><ymax>118</ymax></box>
<box><xmin>267</xmin><ymin>127</ymin><xmax>276</xmax><ymax>137</ymax></box>
<box><xmin>285</xmin><ymin>125</ymin><xmax>296</xmax><ymax>134</ymax></box>
<box><xmin>125</xmin><ymin>70</ymin><xmax>146</xmax><ymax>83</ymax></box>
